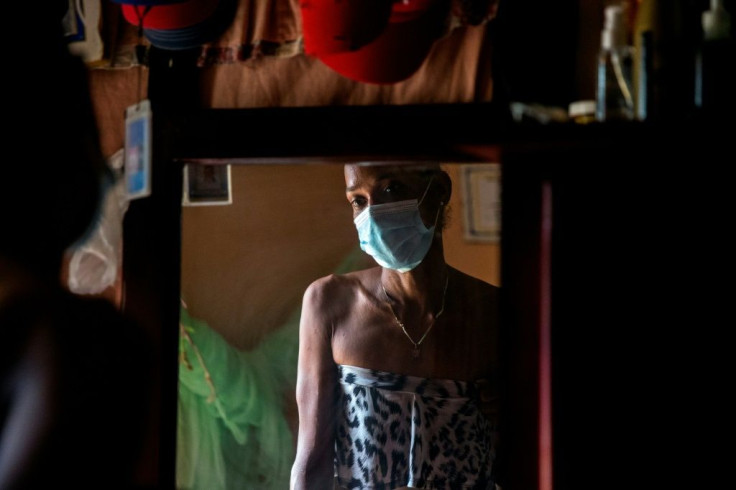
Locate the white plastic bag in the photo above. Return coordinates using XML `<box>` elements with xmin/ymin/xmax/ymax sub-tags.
<box><xmin>67</xmin><ymin>150</ymin><xmax>129</xmax><ymax>295</ymax></box>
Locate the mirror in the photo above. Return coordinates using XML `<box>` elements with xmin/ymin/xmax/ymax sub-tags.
<box><xmin>175</xmin><ymin>161</ymin><xmax>501</xmax><ymax>489</ymax></box>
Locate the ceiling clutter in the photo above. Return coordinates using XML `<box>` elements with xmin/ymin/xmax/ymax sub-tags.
<box><xmin>114</xmin><ymin>0</ymin><xmax>237</xmax><ymax>50</ymax></box>
<box><xmin>305</xmin><ymin>0</ymin><xmax>451</xmax><ymax>84</ymax></box>
<box><xmin>105</xmin><ymin>0</ymin><xmax>497</xmax><ymax>84</ymax></box>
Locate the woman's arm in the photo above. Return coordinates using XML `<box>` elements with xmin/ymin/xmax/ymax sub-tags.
<box><xmin>291</xmin><ymin>278</ymin><xmax>339</xmax><ymax>490</ymax></box>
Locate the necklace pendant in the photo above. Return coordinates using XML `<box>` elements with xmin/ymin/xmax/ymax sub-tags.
<box><xmin>412</xmin><ymin>347</ymin><xmax>420</xmax><ymax>359</ymax></box>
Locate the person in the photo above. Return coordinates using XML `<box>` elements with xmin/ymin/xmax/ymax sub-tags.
<box><xmin>290</xmin><ymin>163</ymin><xmax>501</xmax><ymax>489</ymax></box>
<box><xmin>0</xmin><ymin>6</ymin><xmax>153</xmax><ymax>489</ymax></box>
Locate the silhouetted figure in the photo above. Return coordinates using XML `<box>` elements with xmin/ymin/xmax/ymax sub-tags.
<box><xmin>1</xmin><ymin>6</ymin><xmax>153</xmax><ymax>489</ymax></box>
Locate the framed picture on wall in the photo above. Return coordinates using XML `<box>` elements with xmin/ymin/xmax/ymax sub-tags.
<box><xmin>460</xmin><ymin>163</ymin><xmax>501</xmax><ymax>243</ymax></box>
<box><xmin>182</xmin><ymin>163</ymin><xmax>233</xmax><ymax>206</ymax></box>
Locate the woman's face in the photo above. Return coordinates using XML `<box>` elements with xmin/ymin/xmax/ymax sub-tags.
<box><xmin>344</xmin><ymin>163</ymin><xmax>447</xmax><ymax>227</ymax></box>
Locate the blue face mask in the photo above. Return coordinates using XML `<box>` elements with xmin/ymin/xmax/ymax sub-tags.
<box><xmin>354</xmin><ymin>179</ymin><xmax>440</xmax><ymax>272</ymax></box>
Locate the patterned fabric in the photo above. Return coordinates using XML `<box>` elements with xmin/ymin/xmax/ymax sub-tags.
<box><xmin>335</xmin><ymin>364</ymin><xmax>496</xmax><ymax>489</ymax></box>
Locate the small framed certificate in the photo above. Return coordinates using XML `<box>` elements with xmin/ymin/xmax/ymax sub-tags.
<box><xmin>460</xmin><ymin>163</ymin><xmax>501</xmax><ymax>243</ymax></box>
<box><xmin>182</xmin><ymin>163</ymin><xmax>232</xmax><ymax>206</ymax></box>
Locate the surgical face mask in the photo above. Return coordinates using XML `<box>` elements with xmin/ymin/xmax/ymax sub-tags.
<box><xmin>353</xmin><ymin>178</ymin><xmax>441</xmax><ymax>272</ymax></box>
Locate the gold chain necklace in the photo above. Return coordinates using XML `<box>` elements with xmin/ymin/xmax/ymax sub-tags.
<box><xmin>381</xmin><ymin>273</ymin><xmax>449</xmax><ymax>359</ymax></box>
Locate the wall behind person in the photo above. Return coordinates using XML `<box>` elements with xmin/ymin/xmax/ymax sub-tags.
<box><xmin>181</xmin><ymin>164</ymin><xmax>363</xmax><ymax>350</ymax></box>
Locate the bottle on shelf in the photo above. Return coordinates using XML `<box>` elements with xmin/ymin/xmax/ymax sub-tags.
<box><xmin>596</xmin><ymin>3</ymin><xmax>635</xmax><ymax>121</ymax></box>
<box><xmin>694</xmin><ymin>0</ymin><xmax>735</xmax><ymax>116</ymax></box>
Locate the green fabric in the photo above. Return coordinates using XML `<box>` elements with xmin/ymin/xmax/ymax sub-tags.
<box><xmin>177</xmin><ymin>306</ymin><xmax>300</xmax><ymax>490</ymax></box>
<box><xmin>176</xmin><ymin>247</ymin><xmax>368</xmax><ymax>490</ymax></box>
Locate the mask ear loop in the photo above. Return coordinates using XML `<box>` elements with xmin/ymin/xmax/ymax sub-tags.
<box><xmin>432</xmin><ymin>201</ymin><xmax>444</xmax><ymax>231</ymax></box>
<box><xmin>417</xmin><ymin>176</ymin><xmax>444</xmax><ymax>231</ymax></box>
<box><xmin>417</xmin><ymin>176</ymin><xmax>434</xmax><ymax>206</ymax></box>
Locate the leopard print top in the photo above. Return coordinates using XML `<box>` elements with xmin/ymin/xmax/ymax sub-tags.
<box><xmin>334</xmin><ymin>364</ymin><xmax>497</xmax><ymax>489</ymax></box>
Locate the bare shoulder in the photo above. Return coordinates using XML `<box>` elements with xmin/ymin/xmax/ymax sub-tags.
<box><xmin>303</xmin><ymin>270</ymin><xmax>369</xmax><ymax>304</ymax></box>
<box><xmin>301</xmin><ymin>268</ymin><xmax>379</xmax><ymax>323</ymax></box>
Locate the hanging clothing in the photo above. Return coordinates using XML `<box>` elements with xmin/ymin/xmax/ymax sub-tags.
<box><xmin>176</xmin><ymin>306</ymin><xmax>299</xmax><ymax>490</ymax></box>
